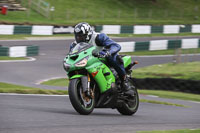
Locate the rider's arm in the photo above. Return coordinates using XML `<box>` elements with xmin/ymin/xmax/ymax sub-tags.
<box><xmin>95</xmin><ymin>33</ymin><xmax>121</xmax><ymax>55</ymax></box>
<box><xmin>69</xmin><ymin>41</ymin><xmax>77</xmax><ymax>52</ymax></box>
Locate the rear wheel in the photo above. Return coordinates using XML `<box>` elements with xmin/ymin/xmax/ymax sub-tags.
<box><xmin>117</xmin><ymin>78</ymin><xmax>139</xmax><ymax>115</ymax></box>
<box><xmin>68</xmin><ymin>78</ymin><xmax>95</xmax><ymax>115</ymax></box>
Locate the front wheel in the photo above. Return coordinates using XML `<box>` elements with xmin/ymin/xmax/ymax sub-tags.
<box><xmin>117</xmin><ymin>78</ymin><xmax>139</xmax><ymax>115</ymax></box>
<box><xmin>68</xmin><ymin>78</ymin><xmax>95</xmax><ymax>115</ymax></box>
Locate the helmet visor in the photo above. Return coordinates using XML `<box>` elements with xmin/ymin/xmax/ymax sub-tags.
<box><xmin>75</xmin><ymin>33</ymin><xmax>87</xmax><ymax>43</ymax></box>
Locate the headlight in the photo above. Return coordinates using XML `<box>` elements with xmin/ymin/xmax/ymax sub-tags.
<box><xmin>63</xmin><ymin>61</ymin><xmax>70</xmax><ymax>71</ymax></box>
<box><xmin>75</xmin><ymin>58</ymin><xmax>88</xmax><ymax>67</ymax></box>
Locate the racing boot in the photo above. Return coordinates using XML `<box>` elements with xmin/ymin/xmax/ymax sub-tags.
<box><xmin>121</xmin><ymin>78</ymin><xmax>135</xmax><ymax>96</ymax></box>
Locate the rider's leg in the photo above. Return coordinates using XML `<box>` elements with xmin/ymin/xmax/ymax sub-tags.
<box><xmin>107</xmin><ymin>54</ymin><xmax>134</xmax><ymax>95</ymax></box>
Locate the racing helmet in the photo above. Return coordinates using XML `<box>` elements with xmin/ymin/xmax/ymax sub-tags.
<box><xmin>74</xmin><ymin>22</ymin><xmax>93</xmax><ymax>43</ymax></box>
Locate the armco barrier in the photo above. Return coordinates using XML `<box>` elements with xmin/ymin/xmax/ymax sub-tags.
<box><xmin>0</xmin><ymin>47</ymin><xmax>9</xmax><ymax>56</ymax></box>
<box><xmin>14</xmin><ymin>25</ymin><xmax>32</xmax><ymax>35</ymax></box>
<box><xmin>27</xmin><ymin>46</ymin><xmax>39</xmax><ymax>56</ymax></box>
<box><xmin>0</xmin><ymin>25</ymin><xmax>53</xmax><ymax>35</ymax></box>
<box><xmin>0</xmin><ymin>45</ymin><xmax>39</xmax><ymax>57</ymax></box>
<box><xmin>118</xmin><ymin>38</ymin><xmax>200</xmax><ymax>52</ymax></box>
<box><xmin>95</xmin><ymin>24</ymin><xmax>200</xmax><ymax>34</ymax></box>
<box><xmin>1</xmin><ymin>24</ymin><xmax>200</xmax><ymax>35</ymax></box>
<box><xmin>132</xmin><ymin>78</ymin><xmax>200</xmax><ymax>94</ymax></box>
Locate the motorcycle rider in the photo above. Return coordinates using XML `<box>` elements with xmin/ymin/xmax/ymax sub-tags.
<box><xmin>69</xmin><ymin>22</ymin><xmax>134</xmax><ymax>95</ymax></box>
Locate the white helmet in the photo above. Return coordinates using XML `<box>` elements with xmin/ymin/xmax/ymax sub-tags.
<box><xmin>74</xmin><ymin>22</ymin><xmax>93</xmax><ymax>43</ymax></box>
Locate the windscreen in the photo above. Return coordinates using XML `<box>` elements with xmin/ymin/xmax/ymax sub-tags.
<box><xmin>69</xmin><ymin>42</ymin><xmax>92</xmax><ymax>54</ymax></box>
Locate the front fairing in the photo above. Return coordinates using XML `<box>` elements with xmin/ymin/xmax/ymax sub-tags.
<box><xmin>64</xmin><ymin>46</ymin><xmax>96</xmax><ymax>74</ymax></box>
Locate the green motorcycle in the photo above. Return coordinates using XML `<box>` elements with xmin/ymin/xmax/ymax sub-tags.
<box><xmin>63</xmin><ymin>42</ymin><xmax>139</xmax><ymax>115</ymax></box>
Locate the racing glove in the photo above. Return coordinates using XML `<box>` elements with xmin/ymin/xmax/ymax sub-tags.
<box><xmin>99</xmin><ymin>50</ymin><xmax>111</xmax><ymax>57</ymax></box>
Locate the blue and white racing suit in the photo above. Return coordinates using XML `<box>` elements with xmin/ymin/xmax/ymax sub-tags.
<box><xmin>70</xmin><ymin>32</ymin><xmax>126</xmax><ymax>79</ymax></box>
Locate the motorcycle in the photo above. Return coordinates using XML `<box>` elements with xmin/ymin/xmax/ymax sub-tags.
<box><xmin>63</xmin><ymin>42</ymin><xmax>139</xmax><ymax>115</ymax></box>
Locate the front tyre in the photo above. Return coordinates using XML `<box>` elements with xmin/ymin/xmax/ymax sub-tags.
<box><xmin>117</xmin><ymin>78</ymin><xmax>139</xmax><ymax>115</ymax></box>
<box><xmin>68</xmin><ymin>78</ymin><xmax>95</xmax><ymax>115</ymax></box>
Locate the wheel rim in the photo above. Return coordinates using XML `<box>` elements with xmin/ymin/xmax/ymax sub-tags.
<box><xmin>76</xmin><ymin>80</ymin><xmax>94</xmax><ymax>110</ymax></box>
<box><xmin>126</xmin><ymin>93</ymin><xmax>138</xmax><ymax>110</ymax></box>
<box><xmin>125</xmin><ymin>80</ymin><xmax>139</xmax><ymax>110</ymax></box>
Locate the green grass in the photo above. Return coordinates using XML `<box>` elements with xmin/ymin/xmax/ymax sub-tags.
<box><xmin>121</xmin><ymin>48</ymin><xmax>200</xmax><ymax>56</ymax></box>
<box><xmin>0</xmin><ymin>82</ymin><xmax>68</xmax><ymax>95</ymax></box>
<box><xmin>41</xmin><ymin>78</ymin><xmax>69</xmax><ymax>87</ymax></box>
<box><xmin>137</xmin><ymin>129</ymin><xmax>200</xmax><ymax>133</ymax></box>
<box><xmin>139</xmin><ymin>90</ymin><xmax>200</xmax><ymax>102</ymax></box>
<box><xmin>132</xmin><ymin>62</ymin><xmax>200</xmax><ymax>80</ymax></box>
<box><xmin>0</xmin><ymin>56</ymin><xmax>28</xmax><ymax>60</ymax></box>
<box><xmin>1</xmin><ymin>0</ymin><xmax>200</xmax><ymax>25</ymax></box>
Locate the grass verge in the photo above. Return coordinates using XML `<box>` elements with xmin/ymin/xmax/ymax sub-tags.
<box><xmin>137</xmin><ymin>129</ymin><xmax>200</xmax><ymax>133</ymax></box>
<box><xmin>0</xmin><ymin>56</ymin><xmax>28</xmax><ymax>60</ymax></box>
<box><xmin>41</xmin><ymin>78</ymin><xmax>69</xmax><ymax>87</ymax></box>
<box><xmin>1</xmin><ymin>0</ymin><xmax>200</xmax><ymax>25</ymax></box>
<box><xmin>0</xmin><ymin>82</ymin><xmax>68</xmax><ymax>95</ymax></box>
<box><xmin>132</xmin><ymin>62</ymin><xmax>200</xmax><ymax>80</ymax></box>
<box><xmin>139</xmin><ymin>90</ymin><xmax>200</xmax><ymax>102</ymax></box>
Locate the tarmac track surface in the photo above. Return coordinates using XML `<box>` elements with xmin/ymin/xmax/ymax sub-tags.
<box><xmin>0</xmin><ymin>94</ymin><xmax>200</xmax><ymax>133</ymax></box>
<box><xmin>0</xmin><ymin>37</ymin><xmax>200</xmax><ymax>133</ymax></box>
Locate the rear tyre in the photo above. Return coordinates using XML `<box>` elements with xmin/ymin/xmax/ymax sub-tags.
<box><xmin>117</xmin><ymin>78</ymin><xmax>139</xmax><ymax>115</ymax></box>
<box><xmin>68</xmin><ymin>78</ymin><xmax>95</xmax><ymax>115</ymax></box>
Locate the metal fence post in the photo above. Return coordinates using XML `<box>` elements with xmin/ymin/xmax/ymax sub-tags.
<box><xmin>134</xmin><ymin>8</ymin><xmax>137</xmax><ymax>19</ymax></box>
<box><xmin>46</xmin><ymin>4</ymin><xmax>50</xmax><ymax>18</ymax></box>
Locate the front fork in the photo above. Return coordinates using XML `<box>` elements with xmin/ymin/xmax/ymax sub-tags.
<box><xmin>81</xmin><ymin>74</ymin><xmax>93</xmax><ymax>98</ymax></box>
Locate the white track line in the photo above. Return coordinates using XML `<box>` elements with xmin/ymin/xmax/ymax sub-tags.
<box><xmin>188</xmin><ymin>101</ymin><xmax>200</xmax><ymax>104</ymax></box>
<box><xmin>146</xmin><ymin>95</ymin><xmax>159</xmax><ymax>98</ymax></box>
